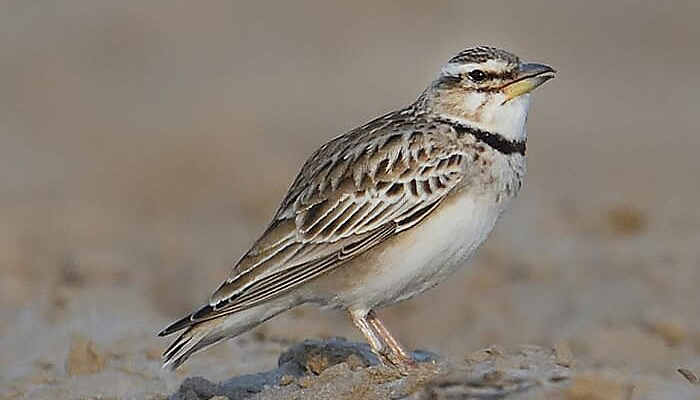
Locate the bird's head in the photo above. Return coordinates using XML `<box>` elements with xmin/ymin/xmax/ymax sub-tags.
<box><xmin>422</xmin><ymin>46</ymin><xmax>555</xmax><ymax>141</ymax></box>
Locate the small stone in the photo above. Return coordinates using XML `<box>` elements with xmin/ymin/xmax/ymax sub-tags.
<box><xmin>306</xmin><ymin>353</ymin><xmax>330</xmax><ymax>375</ymax></box>
<box><xmin>297</xmin><ymin>376</ymin><xmax>314</xmax><ymax>388</ymax></box>
<box><xmin>278</xmin><ymin>374</ymin><xmax>295</xmax><ymax>386</ymax></box>
<box><xmin>65</xmin><ymin>334</ymin><xmax>106</xmax><ymax>376</ymax></box>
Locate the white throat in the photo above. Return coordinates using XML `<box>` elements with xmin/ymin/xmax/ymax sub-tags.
<box><xmin>440</xmin><ymin>92</ymin><xmax>532</xmax><ymax>142</ymax></box>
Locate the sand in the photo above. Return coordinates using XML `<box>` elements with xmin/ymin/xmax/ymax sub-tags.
<box><xmin>1</xmin><ymin>1</ymin><xmax>699</xmax><ymax>399</ymax></box>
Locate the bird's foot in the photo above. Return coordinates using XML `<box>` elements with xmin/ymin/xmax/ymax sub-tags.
<box><xmin>351</xmin><ymin>309</ymin><xmax>438</xmax><ymax>375</ymax></box>
<box><xmin>376</xmin><ymin>346</ymin><xmax>419</xmax><ymax>375</ymax></box>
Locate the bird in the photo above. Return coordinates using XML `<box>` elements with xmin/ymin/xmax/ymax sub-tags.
<box><xmin>158</xmin><ymin>45</ymin><xmax>555</xmax><ymax>373</ymax></box>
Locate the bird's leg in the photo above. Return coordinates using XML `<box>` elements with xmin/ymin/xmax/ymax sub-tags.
<box><xmin>367</xmin><ymin>310</ymin><xmax>417</xmax><ymax>370</ymax></box>
<box><xmin>349</xmin><ymin>309</ymin><xmax>405</xmax><ymax>370</ymax></box>
<box><xmin>349</xmin><ymin>309</ymin><xmax>384</xmax><ymax>351</ymax></box>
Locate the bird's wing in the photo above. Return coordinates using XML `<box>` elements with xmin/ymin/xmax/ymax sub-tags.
<box><xmin>160</xmin><ymin>111</ymin><xmax>470</xmax><ymax>335</ymax></box>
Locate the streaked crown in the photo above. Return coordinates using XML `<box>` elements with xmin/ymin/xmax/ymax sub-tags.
<box><xmin>447</xmin><ymin>46</ymin><xmax>519</xmax><ymax>65</ymax></box>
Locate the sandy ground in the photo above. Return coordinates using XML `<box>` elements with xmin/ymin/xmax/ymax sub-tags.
<box><xmin>1</xmin><ymin>1</ymin><xmax>700</xmax><ymax>399</ymax></box>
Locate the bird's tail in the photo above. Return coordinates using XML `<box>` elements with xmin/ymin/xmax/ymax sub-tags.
<box><xmin>160</xmin><ymin>296</ymin><xmax>298</xmax><ymax>370</ymax></box>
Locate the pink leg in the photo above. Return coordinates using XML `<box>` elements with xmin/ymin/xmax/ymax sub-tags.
<box><xmin>349</xmin><ymin>309</ymin><xmax>417</xmax><ymax>373</ymax></box>
<box><xmin>367</xmin><ymin>310</ymin><xmax>417</xmax><ymax>369</ymax></box>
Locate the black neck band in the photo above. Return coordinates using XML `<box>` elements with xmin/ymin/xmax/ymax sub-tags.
<box><xmin>446</xmin><ymin>120</ymin><xmax>526</xmax><ymax>156</ymax></box>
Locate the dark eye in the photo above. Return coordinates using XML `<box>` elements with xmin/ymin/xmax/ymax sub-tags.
<box><xmin>467</xmin><ymin>69</ymin><xmax>487</xmax><ymax>82</ymax></box>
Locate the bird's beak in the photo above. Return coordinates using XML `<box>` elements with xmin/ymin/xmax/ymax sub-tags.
<box><xmin>501</xmin><ymin>62</ymin><xmax>555</xmax><ymax>103</ymax></box>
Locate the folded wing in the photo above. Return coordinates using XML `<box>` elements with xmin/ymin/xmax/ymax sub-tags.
<box><xmin>159</xmin><ymin>113</ymin><xmax>469</xmax><ymax>336</ymax></box>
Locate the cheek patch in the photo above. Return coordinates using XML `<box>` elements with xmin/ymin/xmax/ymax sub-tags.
<box><xmin>461</xmin><ymin>92</ymin><xmax>487</xmax><ymax>114</ymax></box>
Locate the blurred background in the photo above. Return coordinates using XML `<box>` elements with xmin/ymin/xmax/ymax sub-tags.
<box><xmin>1</xmin><ymin>1</ymin><xmax>699</xmax><ymax>399</ymax></box>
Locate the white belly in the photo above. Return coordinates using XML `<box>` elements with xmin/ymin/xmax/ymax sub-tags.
<box><xmin>350</xmin><ymin>191</ymin><xmax>502</xmax><ymax>309</ymax></box>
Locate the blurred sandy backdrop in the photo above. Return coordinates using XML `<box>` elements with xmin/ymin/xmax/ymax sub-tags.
<box><xmin>1</xmin><ymin>1</ymin><xmax>699</xmax><ymax>399</ymax></box>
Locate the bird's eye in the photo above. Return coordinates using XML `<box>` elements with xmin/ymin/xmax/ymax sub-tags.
<box><xmin>467</xmin><ymin>69</ymin><xmax>487</xmax><ymax>82</ymax></box>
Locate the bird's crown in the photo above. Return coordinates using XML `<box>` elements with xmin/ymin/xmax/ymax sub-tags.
<box><xmin>436</xmin><ymin>46</ymin><xmax>522</xmax><ymax>91</ymax></box>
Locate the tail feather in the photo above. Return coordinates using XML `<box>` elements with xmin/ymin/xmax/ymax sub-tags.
<box><xmin>158</xmin><ymin>312</ymin><xmax>196</xmax><ymax>337</ymax></box>
<box><xmin>162</xmin><ymin>325</ymin><xmax>216</xmax><ymax>370</ymax></box>
<box><xmin>159</xmin><ymin>295</ymin><xmax>300</xmax><ymax>370</ymax></box>
<box><xmin>158</xmin><ymin>303</ymin><xmax>217</xmax><ymax>337</ymax></box>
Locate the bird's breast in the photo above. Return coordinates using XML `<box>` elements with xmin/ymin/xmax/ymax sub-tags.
<box><xmin>337</xmin><ymin>189</ymin><xmax>505</xmax><ymax>310</ymax></box>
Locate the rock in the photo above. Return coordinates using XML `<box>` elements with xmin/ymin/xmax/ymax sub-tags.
<box><xmin>65</xmin><ymin>334</ymin><xmax>106</xmax><ymax>376</ymax></box>
<box><xmin>275</xmin><ymin>337</ymin><xmax>380</xmax><ymax>375</ymax></box>
<box><xmin>169</xmin><ymin>337</ymin><xmax>444</xmax><ymax>400</ymax></box>
<box><xmin>168</xmin><ymin>338</ymin><xmax>576</xmax><ymax>400</ymax></box>
<box><xmin>173</xmin><ymin>377</ymin><xmax>223</xmax><ymax>400</ymax></box>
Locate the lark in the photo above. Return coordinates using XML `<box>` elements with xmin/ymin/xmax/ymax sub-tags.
<box><xmin>159</xmin><ymin>46</ymin><xmax>555</xmax><ymax>373</ymax></box>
